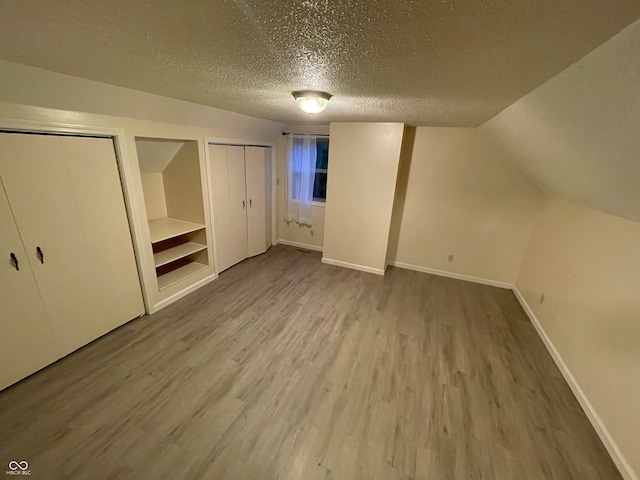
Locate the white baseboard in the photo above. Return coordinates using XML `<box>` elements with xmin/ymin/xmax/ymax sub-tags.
<box><xmin>321</xmin><ymin>257</ymin><xmax>385</xmax><ymax>276</ymax></box>
<box><xmin>388</xmin><ymin>261</ymin><xmax>513</xmax><ymax>289</ymax></box>
<box><xmin>275</xmin><ymin>239</ymin><xmax>323</xmax><ymax>252</ymax></box>
<box><xmin>388</xmin><ymin>260</ymin><xmax>635</xmax><ymax>479</ymax></box>
<box><xmin>512</xmin><ymin>287</ymin><xmax>637</xmax><ymax>480</ymax></box>
<box><xmin>148</xmin><ymin>273</ymin><xmax>218</xmax><ymax>314</ymax></box>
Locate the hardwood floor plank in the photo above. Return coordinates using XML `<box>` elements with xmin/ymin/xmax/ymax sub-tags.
<box><xmin>0</xmin><ymin>245</ymin><xmax>621</xmax><ymax>479</ymax></box>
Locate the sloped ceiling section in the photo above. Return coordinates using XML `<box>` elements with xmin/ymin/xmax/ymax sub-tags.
<box><xmin>0</xmin><ymin>1</ymin><xmax>639</xmax><ymax>125</ymax></box>
<box><xmin>480</xmin><ymin>19</ymin><xmax>640</xmax><ymax>223</ymax></box>
<box><xmin>136</xmin><ymin>140</ymin><xmax>185</xmax><ymax>174</ymax></box>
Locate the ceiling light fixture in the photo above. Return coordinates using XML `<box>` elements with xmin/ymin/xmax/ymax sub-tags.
<box><xmin>292</xmin><ymin>90</ymin><xmax>332</xmax><ymax>114</ymax></box>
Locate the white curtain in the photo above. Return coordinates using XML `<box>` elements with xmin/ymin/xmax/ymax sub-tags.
<box><xmin>286</xmin><ymin>134</ymin><xmax>316</xmax><ymax>226</ymax></box>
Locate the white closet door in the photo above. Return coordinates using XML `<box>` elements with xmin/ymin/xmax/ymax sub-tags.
<box><xmin>0</xmin><ymin>133</ymin><xmax>144</xmax><ymax>355</ymax></box>
<box><xmin>245</xmin><ymin>146</ymin><xmax>268</xmax><ymax>257</ymax></box>
<box><xmin>209</xmin><ymin>144</ymin><xmax>233</xmax><ymax>272</ymax></box>
<box><xmin>209</xmin><ymin>145</ymin><xmax>248</xmax><ymax>272</ymax></box>
<box><xmin>227</xmin><ymin>146</ymin><xmax>249</xmax><ymax>268</ymax></box>
<box><xmin>0</xmin><ymin>179</ymin><xmax>59</xmax><ymax>390</ymax></box>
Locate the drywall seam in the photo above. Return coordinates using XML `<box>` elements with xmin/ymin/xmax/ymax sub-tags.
<box><xmin>388</xmin><ymin>261</ymin><xmax>513</xmax><ymax>289</ymax></box>
<box><xmin>321</xmin><ymin>257</ymin><xmax>385</xmax><ymax>275</ymax></box>
<box><xmin>275</xmin><ymin>239</ymin><xmax>323</xmax><ymax>252</ymax></box>
<box><xmin>512</xmin><ymin>287</ymin><xmax>637</xmax><ymax>480</ymax></box>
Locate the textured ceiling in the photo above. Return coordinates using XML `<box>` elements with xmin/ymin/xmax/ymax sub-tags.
<box><xmin>0</xmin><ymin>1</ymin><xmax>639</xmax><ymax>126</ymax></box>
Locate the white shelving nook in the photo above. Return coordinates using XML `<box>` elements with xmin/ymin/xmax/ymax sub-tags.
<box><xmin>148</xmin><ymin>218</ymin><xmax>205</xmax><ymax>243</ymax></box>
<box><xmin>153</xmin><ymin>241</ymin><xmax>208</xmax><ymax>268</ymax></box>
<box><xmin>135</xmin><ymin>137</ymin><xmax>215</xmax><ymax>311</ymax></box>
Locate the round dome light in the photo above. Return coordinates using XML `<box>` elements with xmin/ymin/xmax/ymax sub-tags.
<box><xmin>292</xmin><ymin>90</ymin><xmax>332</xmax><ymax>114</ymax></box>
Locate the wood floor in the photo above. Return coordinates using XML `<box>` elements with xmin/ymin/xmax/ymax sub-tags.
<box><xmin>0</xmin><ymin>245</ymin><xmax>620</xmax><ymax>479</ymax></box>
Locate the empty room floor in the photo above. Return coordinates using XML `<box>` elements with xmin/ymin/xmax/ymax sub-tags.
<box><xmin>0</xmin><ymin>245</ymin><xmax>620</xmax><ymax>479</ymax></box>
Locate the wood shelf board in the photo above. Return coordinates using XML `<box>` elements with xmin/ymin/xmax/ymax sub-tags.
<box><xmin>148</xmin><ymin>218</ymin><xmax>205</xmax><ymax>243</ymax></box>
<box><xmin>157</xmin><ymin>262</ymin><xmax>208</xmax><ymax>290</ymax></box>
<box><xmin>154</xmin><ymin>243</ymin><xmax>207</xmax><ymax>268</ymax></box>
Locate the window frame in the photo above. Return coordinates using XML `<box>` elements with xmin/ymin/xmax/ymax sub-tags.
<box><xmin>312</xmin><ymin>137</ymin><xmax>330</xmax><ymax>204</ymax></box>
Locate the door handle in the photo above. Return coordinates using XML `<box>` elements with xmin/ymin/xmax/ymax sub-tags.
<box><xmin>249</xmin><ymin>198</ymin><xmax>252</xmax><ymax>208</ymax></box>
<box><xmin>36</xmin><ymin>246</ymin><xmax>44</xmax><ymax>264</ymax></box>
<box><xmin>10</xmin><ymin>252</ymin><xmax>19</xmax><ymax>271</ymax></box>
<box><xmin>242</xmin><ymin>200</ymin><xmax>246</xmax><ymax>209</ymax></box>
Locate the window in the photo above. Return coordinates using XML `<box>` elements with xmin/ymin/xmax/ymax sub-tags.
<box><xmin>286</xmin><ymin>134</ymin><xmax>329</xmax><ymax>225</ymax></box>
<box><xmin>313</xmin><ymin>138</ymin><xmax>329</xmax><ymax>202</ymax></box>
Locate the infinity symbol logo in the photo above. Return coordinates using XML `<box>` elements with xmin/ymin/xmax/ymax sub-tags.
<box><xmin>8</xmin><ymin>461</ymin><xmax>28</xmax><ymax>471</ymax></box>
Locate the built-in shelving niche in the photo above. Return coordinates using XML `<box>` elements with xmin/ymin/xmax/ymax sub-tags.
<box><xmin>135</xmin><ymin>138</ymin><xmax>210</xmax><ymax>291</ymax></box>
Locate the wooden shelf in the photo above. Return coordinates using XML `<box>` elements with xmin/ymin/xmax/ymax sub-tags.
<box><xmin>154</xmin><ymin>243</ymin><xmax>207</xmax><ymax>268</ymax></box>
<box><xmin>148</xmin><ymin>218</ymin><xmax>205</xmax><ymax>244</ymax></box>
<box><xmin>157</xmin><ymin>262</ymin><xmax>208</xmax><ymax>290</ymax></box>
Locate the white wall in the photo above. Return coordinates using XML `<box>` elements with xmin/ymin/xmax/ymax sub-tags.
<box><xmin>323</xmin><ymin>122</ymin><xmax>404</xmax><ymax>274</ymax></box>
<box><xmin>516</xmin><ymin>198</ymin><xmax>640</xmax><ymax>478</ymax></box>
<box><xmin>276</xmin><ymin>124</ymin><xmax>329</xmax><ymax>250</ymax></box>
<box><xmin>388</xmin><ymin>127</ymin><xmax>541</xmax><ymax>284</ymax></box>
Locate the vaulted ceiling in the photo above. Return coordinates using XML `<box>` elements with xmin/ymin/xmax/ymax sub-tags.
<box><xmin>481</xmin><ymin>19</ymin><xmax>640</xmax><ymax>223</ymax></box>
<box><xmin>0</xmin><ymin>0</ymin><xmax>639</xmax><ymax>125</ymax></box>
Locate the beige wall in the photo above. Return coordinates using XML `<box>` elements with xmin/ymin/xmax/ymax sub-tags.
<box><xmin>516</xmin><ymin>197</ymin><xmax>640</xmax><ymax>476</ymax></box>
<box><xmin>140</xmin><ymin>173</ymin><xmax>167</xmax><ymax>221</ymax></box>
<box><xmin>480</xmin><ymin>19</ymin><xmax>640</xmax><ymax>224</ymax></box>
<box><xmin>388</xmin><ymin>127</ymin><xmax>541</xmax><ymax>284</ymax></box>
<box><xmin>387</xmin><ymin>126</ymin><xmax>416</xmax><ymax>264</ymax></box>
<box><xmin>276</xmin><ymin>124</ymin><xmax>329</xmax><ymax>250</ymax></box>
<box><xmin>323</xmin><ymin>122</ymin><xmax>404</xmax><ymax>274</ymax></box>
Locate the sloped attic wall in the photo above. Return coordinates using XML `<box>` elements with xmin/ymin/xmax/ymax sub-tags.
<box><xmin>480</xmin><ymin>18</ymin><xmax>640</xmax><ymax>479</ymax></box>
<box><xmin>480</xmin><ymin>19</ymin><xmax>640</xmax><ymax>224</ymax></box>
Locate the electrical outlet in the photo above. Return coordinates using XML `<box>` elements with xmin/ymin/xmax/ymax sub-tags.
<box><xmin>276</xmin><ymin>178</ymin><xmax>280</xmax><ymax>186</ymax></box>
<box><xmin>448</xmin><ymin>254</ymin><xmax>454</xmax><ymax>262</ymax></box>
<box><xmin>540</xmin><ymin>294</ymin><xmax>545</xmax><ymax>304</ymax></box>
<box><xmin>310</xmin><ymin>230</ymin><xmax>314</xmax><ymax>237</ymax></box>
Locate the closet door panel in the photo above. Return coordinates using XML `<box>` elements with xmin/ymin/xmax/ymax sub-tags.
<box><xmin>209</xmin><ymin>144</ymin><xmax>234</xmax><ymax>272</ymax></box>
<box><xmin>0</xmin><ymin>180</ymin><xmax>60</xmax><ymax>390</ymax></box>
<box><xmin>0</xmin><ymin>134</ymin><xmax>84</xmax><ymax>354</ymax></box>
<box><xmin>227</xmin><ymin>146</ymin><xmax>249</xmax><ymax>268</ymax></box>
<box><xmin>58</xmin><ymin>136</ymin><xmax>144</xmax><ymax>339</ymax></box>
<box><xmin>245</xmin><ymin>146</ymin><xmax>267</xmax><ymax>257</ymax></box>
<box><xmin>0</xmin><ymin>134</ymin><xmax>143</xmax><ymax>355</ymax></box>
